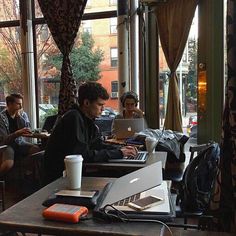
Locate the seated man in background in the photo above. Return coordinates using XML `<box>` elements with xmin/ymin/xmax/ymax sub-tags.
<box><xmin>44</xmin><ymin>82</ymin><xmax>138</xmax><ymax>184</ymax></box>
<box><xmin>0</xmin><ymin>93</ymin><xmax>40</xmax><ymax>176</ymax></box>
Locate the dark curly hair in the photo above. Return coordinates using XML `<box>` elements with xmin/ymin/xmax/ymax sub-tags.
<box><xmin>78</xmin><ymin>82</ymin><xmax>109</xmax><ymax>105</ymax></box>
<box><xmin>120</xmin><ymin>91</ymin><xmax>139</xmax><ymax>107</ymax></box>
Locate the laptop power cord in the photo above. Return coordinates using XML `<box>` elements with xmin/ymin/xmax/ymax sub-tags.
<box><xmin>97</xmin><ymin>204</ymin><xmax>173</xmax><ymax>236</ymax></box>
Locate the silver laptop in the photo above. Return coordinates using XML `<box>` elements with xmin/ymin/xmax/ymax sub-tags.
<box><xmin>113</xmin><ymin>118</ymin><xmax>145</xmax><ymax>139</ymax></box>
<box><xmin>94</xmin><ymin>162</ymin><xmax>174</xmax><ymax>220</ymax></box>
<box><xmin>108</xmin><ymin>151</ymin><xmax>148</xmax><ymax>164</ymax></box>
<box><xmin>96</xmin><ymin>162</ymin><xmax>162</xmax><ymax>208</ymax></box>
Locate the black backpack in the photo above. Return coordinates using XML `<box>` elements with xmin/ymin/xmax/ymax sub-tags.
<box><xmin>179</xmin><ymin>142</ymin><xmax>220</xmax><ymax>212</ymax></box>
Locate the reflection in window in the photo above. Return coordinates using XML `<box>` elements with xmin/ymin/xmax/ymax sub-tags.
<box><xmin>110</xmin><ymin>17</ymin><xmax>117</xmax><ymax>34</ymax></box>
<box><xmin>0</xmin><ymin>26</ymin><xmax>22</xmax><ymax>94</ymax></box>
<box><xmin>0</xmin><ymin>0</ymin><xmax>20</xmax><ymax>21</ymax></box>
<box><xmin>109</xmin><ymin>0</ymin><xmax>117</xmax><ymax>6</ymax></box>
<box><xmin>86</xmin><ymin>0</ymin><xmax>91</xmax><ymax>8</ymax></box>
<box><xmin>110</xmin><ymin>47</ymin><xmax>118</xmax><ymax>67</ymax></box>
<box><xmin>40</xmin><ymin>25</ymin><xmax>49</xmax><ymax>42</ymax></box>
<box><xmin>82</xmin><ymin>20</ymin><xmax>92</xmax><ymax>34</ymax></box>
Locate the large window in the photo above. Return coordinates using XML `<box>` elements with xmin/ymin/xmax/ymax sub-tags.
<box><xmin>159</xmin><ymin>8</ymin><xmax>198</xmax><ymax>136</ymax></box>
<box><xmin>0</xmin><ymin>26</ymin><xmax>22</xmax><ymax>99</ymax></box>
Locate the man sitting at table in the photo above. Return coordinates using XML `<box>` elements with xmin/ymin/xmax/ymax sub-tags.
<box><xmin>0</xmin><ymin>93</ymin><xmax>40</xmax><ymax>176</ymax></box>
<box><xmin>44</xmin><ymin>82</ymin><xmax>138</xmax><ymax>183</ymax></box>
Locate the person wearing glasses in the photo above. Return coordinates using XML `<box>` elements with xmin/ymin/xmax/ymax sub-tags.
<box><xmin>0</xmin><ymin>93</ymin><xmax>40</xmax><ymax>175</ymax></box>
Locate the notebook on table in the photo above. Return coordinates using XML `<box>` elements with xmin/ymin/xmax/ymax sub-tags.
<box><xmin>113</xmin><ymin>118</ymin><xmax>145</xmax><ymax>139</ymax></box>
<box><xmin>93</xmin><ymin>162</ymin><xmax>174</xmax><ymax>221</ymax></box>
<box><xmin>108</xmin><ymin>151</ymin><xmax>148</xmax><ymax>164</ymax></box>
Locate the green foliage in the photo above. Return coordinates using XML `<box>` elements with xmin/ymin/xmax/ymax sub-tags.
<box><xmin>47</xmin><ymin>31</ymin><xmax>104</xmax><ymax>83</ymax></box>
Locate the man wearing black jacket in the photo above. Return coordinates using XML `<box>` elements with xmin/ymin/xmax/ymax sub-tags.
<box><xmin>44</xmin><ymin>82</ymin><xmax>137</xmax><ymax>183</ymax></box>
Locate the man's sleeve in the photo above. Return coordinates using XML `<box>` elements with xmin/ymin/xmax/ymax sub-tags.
<box><xmin>0</xmin><ymin>123</ymin><xmax>17</xmax><ymax>145</ymax></box>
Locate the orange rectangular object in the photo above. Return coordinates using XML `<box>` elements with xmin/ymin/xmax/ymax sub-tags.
<box><xmin>42</xmin><ymin>203</ymin><xmax>88</xmax><ymax>223</ymax></box>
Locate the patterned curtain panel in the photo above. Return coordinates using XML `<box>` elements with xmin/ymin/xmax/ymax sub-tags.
<box><xmin>155</xmin><ymin>0</ymin><xmax>198</xmax><ymax>132</ymax></box>
<box><xmin>38</xmin><ymin>0</ymin><xmax>87</xmax><ymax>115</ymax></box>
<box><xmin>219</xmin><ymin>0</ymin><xmax>236</xmax><ymax>231</ymax></box>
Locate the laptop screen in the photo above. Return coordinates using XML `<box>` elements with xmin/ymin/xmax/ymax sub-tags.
<box><xmin>100</xmin><ymin>161</ymin><xmax>163</xmax><ymax>208</ymax></box>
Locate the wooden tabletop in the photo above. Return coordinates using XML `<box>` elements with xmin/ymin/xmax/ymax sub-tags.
<box><xmin>0</xmin><ymin>177</ymin><xmax>233</xmax><ymax>236</ymax></box>
<box><xmin>0</xmin><ymin>177</ymin><xmax>163</xmax><ymax>236</ymax></box>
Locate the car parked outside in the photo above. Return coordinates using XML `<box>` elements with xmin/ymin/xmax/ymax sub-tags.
<box><xmin>95</xmin><ymin>107</ymin><xmax>118</xmax><ymax>136</ymax></box>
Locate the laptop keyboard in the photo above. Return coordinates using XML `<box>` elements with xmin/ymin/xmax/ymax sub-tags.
<box><xmin>113</xmin><ymin>193</ymin><xmax>141</xmax><ymax>206</ymax></box>
<box><xmin>126</xmin><ymin>152</ymin><xmax>146</xmax><ymax>160</ymax></box>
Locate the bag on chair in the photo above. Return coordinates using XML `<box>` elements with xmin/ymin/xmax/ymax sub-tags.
<box><xmin>179</xmin><ymin>142</ymin><xmax>220</xmax><ymax>212</ymax></box>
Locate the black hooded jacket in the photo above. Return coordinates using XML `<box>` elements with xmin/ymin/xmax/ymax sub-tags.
<box><xmin>44</xmin><ymin>105</ymin><xmax>123</xmax><ymax>183</ymax></box>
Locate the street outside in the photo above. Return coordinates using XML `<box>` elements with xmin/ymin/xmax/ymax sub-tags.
<box><xmin>160</xmin><ymin>112</ymin><xmax>197</xmax><ymax>136</ymax></box>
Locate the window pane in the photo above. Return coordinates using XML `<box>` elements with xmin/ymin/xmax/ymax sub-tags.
<box><xmin>0</xmin><ymin>0</ymin><xmax>20</xmax><ymax>21</ymax></box>
<box><xmin>36</xmin><ymin>17</ymin><xmax>118</xmax><ymax>127</ymax></box>
<box><xmin>35</xmin><ymin>0</ymin><xmax>43</xmax><ymax>18</ymax></box>
<box><xmin>35</xmin><ymin>25</ymin><xmax>59</xmax><ymax>127</ymax></box>
<box><xmin>110</xmin><ymin>17</ymin><xmax>117</xmax><ymax>34</ymax></box>
<box><xmin>159</xmin><ymin>8</ymin><xmax>198</xmax><ymax>137</ymax></box>
<box><xmin>0</xmin><ymin>26</ymin><xmax>22</xmax><ymax>98</ymax></box>
<box><xmin>80</xmin><ymin>18</ymin><xmax>118</xmax><ymax>110</ymax></box>
<box><xmin>84</xmin><ymin>0</ymin><xmax>116</xmax><ymax>13</ymax></box>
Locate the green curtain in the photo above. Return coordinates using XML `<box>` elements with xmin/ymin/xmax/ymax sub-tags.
<box><xmin>155</xmin><ymin>0</ymin><xmax>198</xmax><ymax>132</ymax></box>
<box><xmin>38</xmin><ymin>0</ymin><xmax>87</xmax><ymax>115</ymax></box>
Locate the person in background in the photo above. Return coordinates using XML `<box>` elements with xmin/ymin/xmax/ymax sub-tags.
<box><xmin>44</xmin><ymin>82</ymin><xmax>138</xmax><ymax>184</ymax></box>
<box><xmin>116</xmin><ymin>91</ymin><xmax>144</xmax><ymax>119</ymax></box>
<box><xmin>0</xmin><ymin>93</ymin><xmax>40</xmax><ymax>176</ymax></box>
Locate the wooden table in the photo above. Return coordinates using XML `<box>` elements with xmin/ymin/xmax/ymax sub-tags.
<box><xmin>0</xmin><ymin>177</ymin><xmax>233</xmax><ymax>236</ymax></box>
<box><xmin>0</xmin><ymin>177</ymin><xmax>164</xmax><ymax>236</ymax></box>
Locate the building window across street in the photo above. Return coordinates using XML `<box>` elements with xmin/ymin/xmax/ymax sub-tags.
<box><xmin>110</xmin><ymin>47</ymin><xmax>118</xmax><ymax>67</ymax></box>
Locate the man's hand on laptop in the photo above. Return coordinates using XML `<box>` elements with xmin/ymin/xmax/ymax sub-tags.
<box><xmin>121</xmin><ymin>146</ymin><xmax>138</xmax><ymax>158</ymax></box>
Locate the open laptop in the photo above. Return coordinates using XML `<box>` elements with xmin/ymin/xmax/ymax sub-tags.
<box><xmin>113</xmin><ymin>118</ymin><xmax>145</xmax><ymax>139</ymax></box>
<box><xmin>108</xmin><ymin>151</ymin><xmax>148</xmax><ymax>164</ymax></box>
<box><xmin>94</xmin><ymin>162</ymin><xmax>174</xmax><ymax>220</ymax></box>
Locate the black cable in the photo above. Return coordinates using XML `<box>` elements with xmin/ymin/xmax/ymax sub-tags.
<box><xmin>102</xmin><ymin>204</ymin><xmax>173</xmax><ymax>236</ymax></box>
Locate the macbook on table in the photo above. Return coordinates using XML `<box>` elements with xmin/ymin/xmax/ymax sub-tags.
<box><xmin>93</xmin><ymin>162</ymin><xmax>174</xmax><ymax>221</ymax></box>
<box><xmin>113</xmin><ymin>118</ymin><xmax>145</xmax><ymax>140</ymax></box>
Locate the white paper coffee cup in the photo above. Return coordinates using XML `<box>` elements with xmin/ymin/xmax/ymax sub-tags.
<box><xmin>145</xmin><ymin>137</ymin><xmax>158</xmax><ymax>154</ymax></box>
<box><xmin>64</xmin><ymin>155</ymin><xmax>83</xmax><ymax>189</ymax></box>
